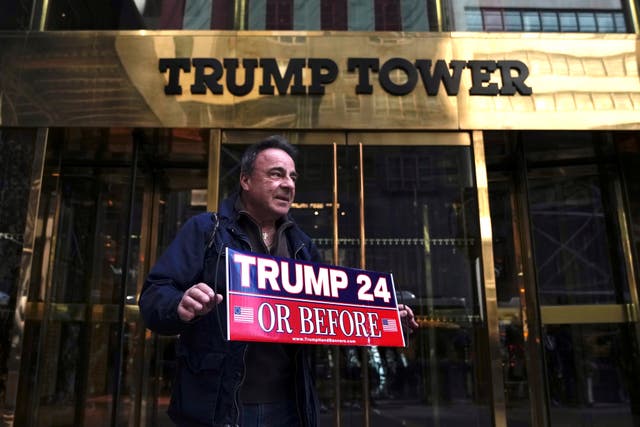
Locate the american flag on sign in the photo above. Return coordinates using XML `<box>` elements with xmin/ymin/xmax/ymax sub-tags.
<box><xmin>382</xmin><ymin>318</ymin><xmax>398</xmax><ymax>332</ymax></box>
<box><xmin>382</xmin><ymin>319</ymin><xmax>398</xmax><ymax>332</ymax></box>
<box><xmin>233</xmin><ymin>306</ymin><xmax>254</xmax><ymax>323</ymax></box>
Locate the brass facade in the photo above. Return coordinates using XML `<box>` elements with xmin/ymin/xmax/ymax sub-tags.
<box><xmin>0</xmin><ymin>32</ymin><xmax>639</xmax><ymax>130</ymax></box>
<box><xmin>472</xmin><ymin>131</ymin><xmax>507</xmax><ymax>427</ymax></box>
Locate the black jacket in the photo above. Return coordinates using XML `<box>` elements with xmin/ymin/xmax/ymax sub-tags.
<box><xmin>139</xmin><ymin>193</ymin><xmax>321</xmax><ymax>426</ymax></box>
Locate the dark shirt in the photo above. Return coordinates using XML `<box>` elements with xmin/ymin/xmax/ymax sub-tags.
<box><xmin>236</xmin><ymin>200</ymin><xmax>296</xmax><ymax>404</ymax></box>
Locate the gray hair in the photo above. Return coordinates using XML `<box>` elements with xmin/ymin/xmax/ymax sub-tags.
<box><xmin>240</xmin><ymin>135</ymin><xmax>298</xmax><ymax>176</ymax></box>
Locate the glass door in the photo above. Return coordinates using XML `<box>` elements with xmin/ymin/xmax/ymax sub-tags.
<box><xmin>139</xmin><ymin>152</ymin><xmax>209</xmax><ymax>427</ymax></box>
<box><xmin>487</xmin><ymin>131</ymin><xmax>640</xmax><ymax>427</ymax></box>
<box><xmin>16</xmin><ymin>128</ymin><xmax>210</xmax><ymax>427</ymax></box>
<box><xmin>18</xmin><ymin>128</ymin><xmax>146</xmax><ymax>427</ymax></box>
<box><xmin>217</xmin><ymin>133</ymin><xmax>340</xmax><ymax>425</ymax></box>
<box><xmin>135</xmin><ymin>129</ymin><xmax>210</xmax><ymax>427</ymax></box>
<box><xmin>355</xmin><ymin>133</ymin><xmax>494</xmax><ymax>427</ymax></box>
<box><xmin>526</xmin><ymin>135</ymin><xmax>639</xmax><ymax>427</ymax></box>
<box><xmin>219</xmin><ymin>131</ymin><xmax>497</xmax><ymax>427</ymax></box>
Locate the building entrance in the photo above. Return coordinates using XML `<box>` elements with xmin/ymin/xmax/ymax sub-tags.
<box><xmin>12</xmin><ymin>129</ymin><xmax>505</xmax><ymax>426</ymax></box>
<box><xmin>211</xmin><ymin>131</ymin><xmax>497</xmax><ymax>426</ymax></box>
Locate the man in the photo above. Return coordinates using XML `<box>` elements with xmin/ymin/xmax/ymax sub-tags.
<box><xmin>139</xmin><ymin>135</ymin><xmax>418</xmax><ymax>426</ymax></box>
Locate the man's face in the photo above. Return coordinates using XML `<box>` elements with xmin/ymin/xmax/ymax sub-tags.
<box><xmin>240</xmin><ymin>148</ymin><xmax>297</xmax><ymax>223</ymax></box>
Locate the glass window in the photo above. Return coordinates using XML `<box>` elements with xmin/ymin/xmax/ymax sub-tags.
<box><xmin>45</xmin><ymin>0</ymin><xmax>144</xmax><ymax>30</ymax></box>
<box><xmin>528</xmin><ymin>170</ymin><xmax>619</xmax><ymax>305</ymax></box>
<box><xmin>144</xmin><ymin>166</ymin><xmax>209</xmax><ymax>426</ymax></box>
<box><xmin>0</xmin><ymin>0</ymin><xmax>35</xmax><ymax>29</ymax></box>
<box><xmin>488</xmin><ymin>179</ymin><xmax>531</xmax><ymax>426</ymax></box>
<box><xmin>219</xmin><ymin>142</ymin><xmax>339</xmax><ymax>423</ymax></box>
<box><xmin>465</xmin><ymin>8</ymin><xmax>482</xmax><ymax>31</ymax></box>
<box><xmin>543</xmin><ymin>324</ymin><xmax>636</xmax><ymax>424</ymax></box>
<box><xmin>487</xmin><ymin>131</ymin><xmax>640</xmax><ymax>426</ymax></box>
<box><xmin>175</xmin><ymin>0</ymin><xmax>235</xmax><ymax>30</ymax></box>
<box><xmin>13</xmin><ymin>128</ymin><xmax>210</xmax><ymax>426</ymax></box>
<box><xmin>362</xmin><ymin>145</ymin><xmax>489</xmax><ymax>427</ymax></box>
<box><xmin>20</xmin><ymin>132</ymin><xmax>145</xmax><ymax>425</ymax></box>
<box><xmin>522</xmin><ymin>11</ymin><xmax>541</xmax><ymax>31</ymax></box>
<box><xmin>483</xmin><ymin>9</ymin><xmax>503</xmax><ymax>31</ymax></box>
<box><xmin>266</xmin><ymin>0</ymin><xmax>293</xmax><ymax>30</ymax></box>
<box><xmin>616</xmin><ymin>133</ymin><xmax>640</xmax><ymax>308</ymax></box>
<box><xmin>541</xmin><ymin>12</ymin><xmax>559</xmax><ymax>32</ymax></box>
<box><xmin>450</xmin><ymin>4</ymin><xmax>631</xmax><ymax>33</ymax></box>
<box><xmin>37</xmin><ymin>1</ymin><xmax>636</xmax><ymax>32</ymax></box>
<box><xmin>559</xmin><ymin>12</ymin><xmax>578</xmax><ymax>32</ymax></box>
<box><xmin>577</xmin><ymin>12</ymin><xmax>597</xmax><ymax>32</ymax></box>
<box><xmin>614</xmin><ymin>12</ymin><xmax>627</xmax><ymax>32</ymax></box>
<box><xmin>523</xmin><ymin>133</ymin><xmax>626</xmax><ymax>306</ymax></box>
<box><xmin>443</xmin><ymin>2</ymin><xmax>631</xmax><ymax>32</ymax></box>
<box><xmin>375</xmin><ymin>0</ymin><xmax>401</xmax><ymax>30</ymax></box>
<box><xmin>596</xmin><ymin>12</ymin><xmax>616</xmax><ymax>32</ymax></box>
<box><xmin>504</xmin><ymin>10</ymin><xmax>522</xmax><ymax>31</ymax></box>
<box><xmin>0</xmin><ymin>129</ymin><xmax>37</xmax><ymax>422</ymax></box>
<box><xmin>216</xmin><ymin>140</ymin><xmax>491</xmax><ymax>426</ymax></box>
<box><xmin>321</xmin><ymin>0</ymin><xmax>347</xmax><ymax>30</ymax></box>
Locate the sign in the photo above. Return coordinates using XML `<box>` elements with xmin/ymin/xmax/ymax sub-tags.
<box><xmin>225</xmin><ymin>247</ymin><xmax>406</xmax><ymax>347</ymax></box>
<box><xmin>159</xmin><ymin>57</ymin><xmax>532</xmax><ymax>97</ymax></box>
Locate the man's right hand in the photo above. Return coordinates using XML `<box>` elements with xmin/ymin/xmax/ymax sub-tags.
<box><xmin>177</xmin><ymin>283</ymin><xmax>223</xmax><ymax>322</ymax></box>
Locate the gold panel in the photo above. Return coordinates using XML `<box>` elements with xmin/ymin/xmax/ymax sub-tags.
<box><xmin>223</xmin><ymin>130</ymin><xmax>346</xmax><ymax>145</ymax></box>
<box><xmin>0</xmin><ymin>32</ymin><xmax>639</xmax><ymax>130</ymax></box>
<box><xmin>452</xmin><ymin>32</ymin><xmax>640</xmax><ymax>130</ymax></box>
<box><xmin>348</xmin><ymin>131</ymin><xmax>470</xmax><ymax>145</ymax></box>
<box><xmin>472</xmin><ymin>132</ymin><xmax>506</xmax><ymax>427</ymax></box>
<box><xmin>540</xmin><ymin>304</ymin><xmax>630</xmax><ymax>324</ymax></box>
<box><xmin>208</xmin><ymin>129</ymin><xmax>222</xmax><ymax>210</ymax></box>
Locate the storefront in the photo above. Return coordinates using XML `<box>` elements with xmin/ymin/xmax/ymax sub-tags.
<box><xmin>1</xmin><ymin>4</ymin><xmax>640</xmax><ymax>427</ymax></box>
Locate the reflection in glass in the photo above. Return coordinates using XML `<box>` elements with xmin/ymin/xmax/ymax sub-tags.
<box><xmin>489</xmin><ymin>181</ymin><xmax>531</xmax><ymax>426</ymax></box>
<box><xmin>528</xmin><ymin>170</ymin><xmax>622</xmax><ymax>305</ymax></box>
<box><xmin>0</xmin><ymin>0</ymin><xmax>35</xmax><ymax>30</ymax></box>
<box><xmin>22</xmin><ymin>132</ymin><xmax>142</xmax><ymax>426</ymax></box>
<box><xmin>616</xmin><ymin>134</ymin><xmax>640</xmax><ymax>306</ymax></box>
<box><xmin>145</xmin><ymin>168</ymin><xmax>208</xmax><ymax>427</ymax></box>
<box><xmin>217</xmin><ymin>142</ymin><xmax>491</xmax><ymax>426</ymax></box>
<box><xmin>465</xmin><ymin>8</ymin><xmax>482</xmax><ymax>30</ymax></box>
<box><xmin>596</xmin><ymin>13</ymin><xmax>615</xmax><ymax>32</ymax></box>
<box><xmin>335</xmin><ymin>145</ymin><xmax>364</xmax><ymax>426</ymax></box>
<box><xmin>541</xmin><ymin>12</ymin><xmax>559</xmax><ymax>31</ymax></box>
<box><xmin>559</xmin><ymin>12</ymin><xmax>579</xmax><ymax>31</ymax></box>
<box><xmin>362</xmin><ymin>145</ymin><xmax>490</xmax><ymax>427</ymax></box>
<box><xmin>218</xmin><ymin>142</ymin><xmax>341</xmax><ymax>423</ymax></box>
<box><xmin>483</xmin><ymin>10</ymin><xmax>503</xmax><ymax>30</ymax></box>
<box><xmin>485</xmin><ymin>131</ymin><xmax>640</xmax><ymax>426</ymax></box>
<box><xmin>13</xmin><ymin>128</ymin><xmax>210</xmax><ymax>426</ymax></box>
<box><xmin>522</xmin><ymin>11</ymin><xmax>541</xmax><ymax>31</ymax></box>
<box><xmin>43</xmin><ymin>0</ymin><xmax>438</xmax><ymax>31</ymax></box>
<box><xmin>577</xmin><ymin>13</ymin><xmax>597</xmax><ymax>32</ymax></box>
<box><xmin>10</xmin><ymin>0</ymin><xmax>628</xmax><ymax>32</ymax></box>
<box><xmin>39</xmin><ymin>0</ymin><xmax>633</xmax><ymax>33</ymax></box>
<box><xmin>503</xmin><ymin>10</ymin><xmax>522</xmax><ymax>31</ymax></box>
<box><xmin>543</xmin><ymin>324</ymin><xmax>636</xmax><ymax>426</ymax></box>
<box><xmin>0</xmin><ymin>128</ymin><xmax>37</xmax><ymax>421</ymax></box>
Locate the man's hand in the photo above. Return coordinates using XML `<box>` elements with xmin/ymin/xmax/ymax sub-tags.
<box><xmin>177</xmin><ymin>283</ymin><xmax>223</xmax><ymax>322</ymax></box>
<box><xmin>398</xmin><ymin>304</ymin><xmax>420</xmax><ymax>331</ymax></box>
